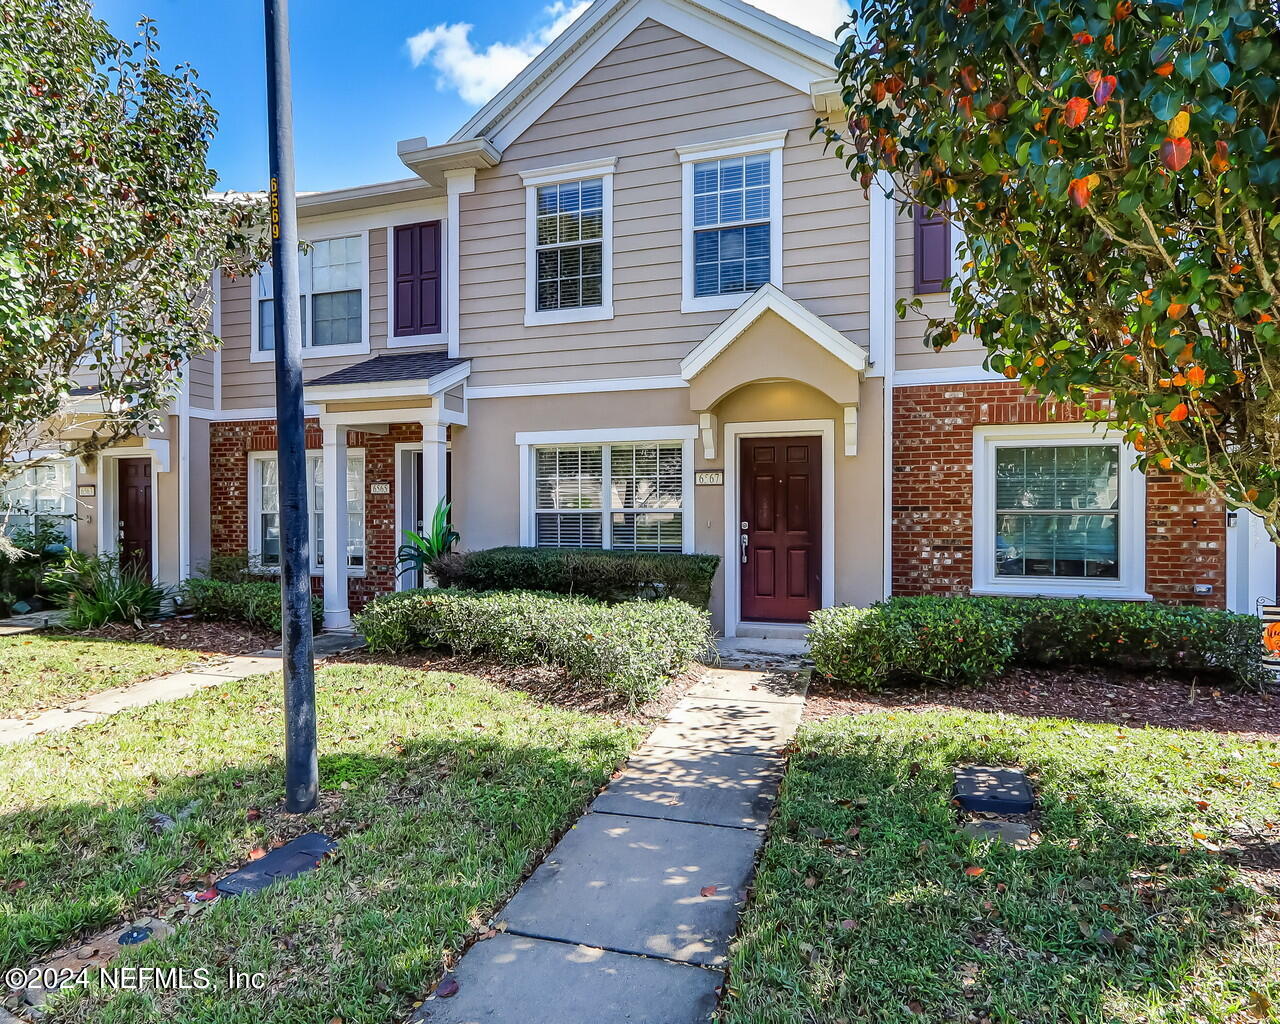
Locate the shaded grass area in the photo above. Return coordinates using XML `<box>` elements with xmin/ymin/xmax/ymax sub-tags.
<box><xmin>724</xmin><ymin>709</ymin><xmax>1280</xmax><ymax>1024</ymax></box>
<box><xmin>0</xmin><ymin>664</ymin><xmax>641</xmax><ymax>1023</ymax></box>
<box><xmin>0</xmin><ymin>635</ymin><xmax>196</xmax><ymax>716</ymax></box>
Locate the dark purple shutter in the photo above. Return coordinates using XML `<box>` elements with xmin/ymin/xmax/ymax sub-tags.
<box><xmin>393</xmin><ymin>220</ymin><xmax>442</xmax><ymax>336</ymax></box>
<box><xmin>913</xmin><ymin>204</ymin><xmax>951</xmax><ymax>293</ymax></box>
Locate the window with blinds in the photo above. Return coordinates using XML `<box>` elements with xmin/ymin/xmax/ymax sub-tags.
<box><xmin>993</xmin><ymin>444</ymin><xmax>1120</xmax><ymax>579</ymax></box>
<box><xmin>533</xmin><ymin>442</ymin><xmax>684</xmax><ymax>552</ymax></box>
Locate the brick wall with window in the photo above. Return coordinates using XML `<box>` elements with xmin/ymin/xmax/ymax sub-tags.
<box><xmin>891</xmin><ymin>382</ymin><xmax>1226</xmax><ymax>607</ymax></box>
<box><xmin>209</xmin><ymin>419</ymin><xmax>427</xmax><ymax>610</ymax></box>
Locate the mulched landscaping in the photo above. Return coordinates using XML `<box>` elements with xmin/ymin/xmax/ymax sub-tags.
<box><xmin>70</xmin><ymin>616</ymin><xmax>277</xmax><ymax>658</ymax></box>
<box><xmin>805</xmin><ymin>664</ymin><xmax>1280</xmax><ymax>740</ymax></box>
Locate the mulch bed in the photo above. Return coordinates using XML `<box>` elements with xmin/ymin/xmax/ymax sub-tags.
<box><xmin>804</xmin><ymin>664</ymin><xmax>1280</xmax><ymax>741</ymax></box>
<box><xmin>64</xmin><ymin>617</ymin><xmax>277</xmax><ymax>658</ymax></box>
<box><xmin>335</xmin><ymin>647</ymin><xmax>700</xmax><ymax>725</ymax></box>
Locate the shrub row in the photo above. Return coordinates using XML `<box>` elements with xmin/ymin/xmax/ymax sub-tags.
<box><xmin>179</xmin><ymin>577</ymin><xmax>322</xmax><ymax>635</ymax></box>
<box><xmin>810</xmin><ymin>595</ymin><xmax>1270</xmax><ymax>691</ymax></box>
<box><xmin>429</xmin><ymin>547</ymin><xmax>720</xmax><ymax>609</ymax></box>
<box><xmin>354</xmin><ymin>588</ymin><xmax>712</xmax><ymax>705</ymax></box>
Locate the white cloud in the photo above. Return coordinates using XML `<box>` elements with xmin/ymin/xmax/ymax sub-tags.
<box><xmin>740</xmin><ymin>0</ymin><xmax>851</xmax><ymax>40</ymax></box>
<box><xmin>407</xmin><ymin>1</ymin><xmax>591</xmax><ymax>106</ymax></box>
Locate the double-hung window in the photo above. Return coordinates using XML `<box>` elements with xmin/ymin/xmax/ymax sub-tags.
<box><xmin>521</xmin><ymin>158</ymin><xmax>615</xmax><ymax>326</ymax></box>
<box><xmin>255</xmin><ymin>234</ymin><xmax>366</xmax><ymax>356</ymax></box>
<box><xmin>530</xmin><ymin>440</ymin><xmax>688</xmax><ymax>552</ymax></box>
<box><xmin>679</xmin><ymin>131</ymin><xmax>784</xmax><ymax>312</ymax></box>
<box><xmin>972</xmin><ymin>425</ymin><xmax>1147</xmax><ymax>599</ymax></box>
<box><xmin>251</xmin><ymin>452</ymin><xmax>365</xmax><ymax>573</ymax></box>
<box><xmin>1</xmin><ymin>461</ymin><xmax>74</xmax><ymax>541</ymax></box>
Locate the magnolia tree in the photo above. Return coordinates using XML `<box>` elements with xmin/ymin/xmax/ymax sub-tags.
<box><xmin>0</xmin><ymin>0</ymin><xmax>265</xmax><ymax>486</ymax></box>
<box><xmin>825</xmin><ymin>0</ymin><xmax>1280</xmax><ymax>532</ymax></box>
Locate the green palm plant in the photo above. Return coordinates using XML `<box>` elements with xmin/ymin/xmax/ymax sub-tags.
<box><xmin>396</xmin><ymin>499</ymin><xmax>459</xmax><ymax>583</ymax></box>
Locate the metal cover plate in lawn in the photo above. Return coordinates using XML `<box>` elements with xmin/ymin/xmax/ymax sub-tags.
<box><xmin>953</xmin><ymin>766</ymin><xmax>1034</xmax><ymax>814</ymax></box>
<box><xmin>214</xmin><ymin>832</ymin><xmax>336</xmax><ymax>895</ymax></box>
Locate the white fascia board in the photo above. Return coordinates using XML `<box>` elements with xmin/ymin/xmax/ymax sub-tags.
<box><xmin>680</xmin><ymin>283</ymin><xmax>869</xmax><ymax>380</ymax></box>
<box><xmin>449</xmin><ymin>0</ymin><xmax>835</xmax><ymax>152</ymax></box>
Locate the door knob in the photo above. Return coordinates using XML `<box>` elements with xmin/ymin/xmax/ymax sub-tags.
<box><xmin>740</xmin><ymin>533</ymin><xmax>748</xmax><ymax>564</ymax></box>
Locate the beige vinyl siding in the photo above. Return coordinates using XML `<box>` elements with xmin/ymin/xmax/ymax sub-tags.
<box><xmin>187</xmin><ymin>351</ymin><xmax>215</xmax><ymax>407</ymax></box>
<box><xmin>894</xmin><ymin>206</ymin><xmax>987</xmax><ymax>373</ymax></box>
<box><xmin>457</xmin><ymin>18</ymin><xmax>870</xmax><ymax>388</ymax></box>
<box><xmin>369</xmin><ymin>228</ymin><xmax>388</xmax><ymax>343</ymax></box>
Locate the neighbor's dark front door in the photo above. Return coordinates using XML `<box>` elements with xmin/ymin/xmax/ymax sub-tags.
<box><xmin>739</xmin><ymin>436</ymin><xmax>821</xmax><ymax>623</ymax></box>
<box><xmin>117</xmin><ymin>457</ymin><xmax>152</xmax><ymax>579</ymax></box>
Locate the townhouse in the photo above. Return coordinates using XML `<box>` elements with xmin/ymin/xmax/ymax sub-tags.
<box><xmin>11</xmin><ymin>0</ymin><xmax>1277</xmax><ymax>634</ymax></box>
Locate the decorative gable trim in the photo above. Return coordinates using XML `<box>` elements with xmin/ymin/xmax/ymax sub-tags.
<box><xmin>679</xmin><ymin>283</ymin><xmax>869</xmax><ymax>381</ymax></box>
<box><xmin>447</xmin><ymin>0</ymin><xmax>837</xmax><ymax>151</ymax></box>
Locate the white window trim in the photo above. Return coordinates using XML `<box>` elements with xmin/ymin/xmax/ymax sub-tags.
<box><xmin>515</xmin><ymin>425</ymin><xmax>696</xmax><ymax>553</ymax></box>
<box><xmin>522</xmin><ymin>157</ymin><xmax>616</xmax><ymax>327</ymax></box>
<box><xmin>678</xmin><ymin>130</ymin><xmax>786</xmax><ymax>314</ymax></box>
<box><xmin>250</xmin><ymin>231</ymin><xmax>371</xmax><ymax>363</ymax></box>
<box><xmin>246</xmin><ymin>449</ymin><xmax>366</xmax><ymax>576</ymax></box>
<box><xmin>971</xmin><ymin>422</ymin><xmax>1150</xmax><ymax>601</ymax></box>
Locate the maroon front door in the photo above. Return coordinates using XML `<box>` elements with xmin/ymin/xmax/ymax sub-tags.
<box><xmin>117</xmin><ymin>457</ymin><xmax>153</xmax><ymax>579</ymax></box>
<box><xmin>740</xmin><ymin>436</ymin><xmax>821</xmax><ymax>623</ymax></box>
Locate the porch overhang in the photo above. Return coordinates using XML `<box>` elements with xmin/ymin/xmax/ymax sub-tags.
<box><xmin>679</xmin><ymin>284</ymin><xmax>868</xmax><ymax>458</ymax></box>
<box><xmin>304</xmin><ymin>352</ymin><xmax>470</xmax><ymax>425</ymax></box>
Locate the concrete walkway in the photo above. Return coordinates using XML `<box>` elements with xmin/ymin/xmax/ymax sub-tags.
<box><xmin>413</xmin><ymin>665</ymin><xmax>808</xmax><ymax>1024</ymax></box>
<box><xmin>0</xmin><ymin>632</ymin><xmax>364</xmax><ymax>748</ymax></box>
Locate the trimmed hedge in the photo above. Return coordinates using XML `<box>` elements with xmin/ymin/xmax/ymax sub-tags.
<box><xmin>810</xmin><ymin>595</ymin><xmax>1270</xmax><ymax>691</ymax></box>
<box><xmin>429</xmin><ymin>547</ymin><xmax>720</xmax><ymax>608</ymax></box>
<box><xmin>354</xmin><ymin>588</ymin><xmax>712</xmax><ymax>705</ymax></box>
<box><xmin>179</xmin><ymin>577</ymin><xmax>322</xmax><ymax>635</ymax></box>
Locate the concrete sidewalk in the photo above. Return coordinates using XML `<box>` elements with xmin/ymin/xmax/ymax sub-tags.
<box><xmin>413</xmin><ymin>665</ymin><xmax>808</xmax><ymax>1024</ymax></box>
<box><xmin>0</xmin><ymin>632</ymin><xmax>364</xmax><ymax>748</ymax></box>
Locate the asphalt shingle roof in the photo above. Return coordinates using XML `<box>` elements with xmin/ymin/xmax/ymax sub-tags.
<box><xmin>306</xmin><ymin>351</ymin><xmax>466</xmax><ymax>387</ymax></box>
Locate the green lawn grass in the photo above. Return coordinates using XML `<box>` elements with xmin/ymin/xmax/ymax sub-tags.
<box><xmin>723</xmin><ymin>709</ymin><xmax>1280</xmax><ymax>1024</ymax></box>
<box><xmin>0</xmin><ymin>635</ymin><xmax>197</xmax><ymax>716</ymax></box>
<box><xmin>0</xmin><ymin>663</ymin><xmax>641</xmax><ymax>1023</ymax></box>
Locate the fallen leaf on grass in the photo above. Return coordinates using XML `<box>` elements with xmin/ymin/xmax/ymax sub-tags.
<box><xmin>964</xmin><ymin>866</ymin><xmax>985</xmax><ymax>877</ymax></box>
<box><xmin>246</xmin><ymin>808</ymin><xmax>262</xmax><ymax>822</ymax></box>
<box><xmin>1246</xmin><ymin>990</ymin><xmax>1272</xmax><ymax>1020</ymax></box>
<box><xmin>803</xmin><ymin>876</ymin><xmax>818</xmax><ymax>888</ymax></box>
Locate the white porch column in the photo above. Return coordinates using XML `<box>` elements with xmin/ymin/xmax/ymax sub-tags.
<box><xmin>321</xmin><ymin>420</ymin><xmax>350</xmax><ymax>629</ymax></box>
<box><xmin>421</xmin><ymin>419</ymin><xmax>448</xmax><ymax>532</ymax></box>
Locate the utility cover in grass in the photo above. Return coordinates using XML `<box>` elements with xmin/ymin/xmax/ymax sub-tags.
<box><xmin>214</xmin><ymin>832</ymin><xmax>337</xmax><ymax>895</ymax></box>
<box><xmin>952</xmin><ymin>766</ymin><xmax>1034</xmax><ymax>814</ymax></box>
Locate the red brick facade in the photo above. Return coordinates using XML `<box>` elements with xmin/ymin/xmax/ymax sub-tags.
<box><xmin>208</xmin><ymin>418</ymin><xmax>425</xmax><ymax>610</ymax></box>
<box><xmin>891</xmin><ymin>382</ymin><xmax>1226</xmax><ymax>607</ymax></box>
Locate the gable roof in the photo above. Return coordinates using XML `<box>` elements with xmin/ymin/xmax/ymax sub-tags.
<box><xmin>680</xmin><ymin>284</ymin><xmax>868</xmax><ymax>381</ymax></box>
<box><xmin>447</xmin><ymin>0</ymin><xmax>838</xmax><ymax>151</ymax></box>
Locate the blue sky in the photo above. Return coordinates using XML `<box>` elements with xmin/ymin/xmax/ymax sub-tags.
<box><xmin>92</xmin><ymin>0</ymin><xmax>846</xmax><ymax>194</ymax></box>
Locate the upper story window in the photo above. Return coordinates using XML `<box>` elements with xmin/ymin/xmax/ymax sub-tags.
<box><xmin>678</xmin><ymin>130</ymin><xmax>785</xmax><ymax>313</ymax></box>
<box><xmin>254</xmin><ymin>234</ymin><xmax>367</xmax><ymax>360</ymax></box>
<box><xmin>692</xmin><ymin>154</ymin><xmax>771</xmax><ymax>298</ymax></box>
<box><xmin>520</xmin><ymin>157</ymin><xmax>616</xmax><ymax>327</ymax></box>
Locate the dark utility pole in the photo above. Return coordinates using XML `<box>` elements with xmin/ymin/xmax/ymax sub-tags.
<box><xmin>264</xmin><ymin>0</ymin><xmax>318</xmax><ymax>813</ymax></box>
